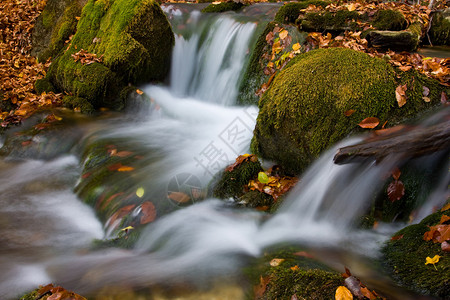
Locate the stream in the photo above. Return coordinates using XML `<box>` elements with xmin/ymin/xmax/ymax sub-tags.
<box><xmin>0</xmin><ymin>4</ymin><xmax>448</xmax><ymax>299</ymax></box>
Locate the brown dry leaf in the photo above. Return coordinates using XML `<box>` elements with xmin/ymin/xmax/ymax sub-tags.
<box><xmin>140</xmin><ymin>201</ymin><xmax>157</xmax><ymax>224</ymax></box>
<box><xmin>424</xmin><ymin>224</ymin><xmax>450</xmax><ymax>243</ymax></box>
<box><xmin>358</xmin><ymin>117</ymin><xmax>380</xmax><ymax>129</ymax></box>
<box><xmin>254</xmin><ymin>275</ymin><xmax>271</xmax><ymax>299</ymax></box>
<box><xmin>344</xmin><ymin>109</ymin><xmax>355</xmax><ymax>116</ymax></box>
<box><xmin>391</xmin><ymin>234</ymin><xmax>404</xmax><ymax>241</ymax></box>
<box><xmin>225</xmin><ymin>154</ymin><xmax>258</xmax><ymax>172</ymax></box>
<box><xmin>387</xmin><ymin>180</ymin><xmax>405</xmax><ymax>202</ymax></box>
<box><xmin>442</xmin><ymin>241</ymin><xmax>450</xmax><ymax>252</ymax></box>
<box><xmin>442</xmin><ymin>203</ymin><xmax>450</xmax><ymax>212</ymax></box>
<box><xmin>269</xmin><ymin>258</ymin><xmax>285</xmax><ymax>266</ymax></box>
<box><xmin>168</xmin><ymin>191</ymin><xmax>190</xmax><ymax>203</ymax></box>
<box><xmin>442</xmin><ymin>91</ymin><xmax>448</xmax><ymax>104</ymax></box>
<box><xmin>392</xmin><ymin>167</ymin><xmax>401</xmax><ymax>181</ymax></box>
<box><xmin>395</xmin><ymin>84</ymin><xmax>407</xmax><ymax>107</ymax></box>
<box><xmin>279</xmin><ymin>29</ymin><xmax>289</xmax><ymax>40</ymax></box>
<box><xmin>360</xmin><ymin>287</ymin><xmax>377</xmax><ymax>300</ymax></box>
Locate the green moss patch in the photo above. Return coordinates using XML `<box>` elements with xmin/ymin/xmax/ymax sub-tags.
<box><xmin>382</xmin><ymin>209</ymin><xmax>450</xmax><ymax>298</ymax></box>
<box><xmin>274</xmin><ymin>1</ymin><xmax>330</xmax><ymax>25</ymax></box>
<box><xmin>372</xmin><ymin>9</ymin><xmax>407</xmax><ymax>31</ymax></box>
<box><xmin>299</xmin><ymin>10</ymin><xmax>362</xmax><ymax>32</ymax></box>
<box><xmin>46</xmin><ymin>0</ymin><xmax>174</xmax><ymax>110</ymax></box>
<box><xmin>429</xmin><ymin>9</ymin><xmax>450</xmax><ymax>46</ymax></box>
<box><xmin>251</xmin><ymin>48</ymin><xmax>445</xmax><ymax>175</ymax></box>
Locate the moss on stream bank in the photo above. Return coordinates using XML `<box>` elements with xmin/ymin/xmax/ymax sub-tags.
<box><xmin>43</xmin><ymin>0</ymin><xmax>174</xmax><ymax>110</ymax></box>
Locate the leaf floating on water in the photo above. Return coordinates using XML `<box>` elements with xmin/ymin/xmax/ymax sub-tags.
<box><xmin>117</xmin><ymin>165</ymin><xmax>134</xmax><ymax>172</ymax></box>
<box><xmin>140</xmin><ymin>201</ymin><xmax>156</xmax><ymax>224</ymax></box>
<box><xmin>136</xmin><ymin>187</ymin><xmax>145</xmax><ymax>198</ymax></box>
<box><xmin>136</xmin><ymin>89</ymin><xmax>144</xmax><ymax>95</ymax></box>
<box><xmin>335</xmin><ymin>286</ymin><xmax>353</xmax><ymax>300</ymax></box>
<box><xmin>168</xmin><ymin>191</ymin><xmax>191</xmax><ymax>203</ymax></box>
<box><xmin>358</xmin><ymin>117</ymin><xmax>380</xmax><ymax>129</ymax></box>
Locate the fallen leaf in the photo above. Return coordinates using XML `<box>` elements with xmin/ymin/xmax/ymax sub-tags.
<box><xmin>344</xmin><ymin>109</ymin><xmax>355</xmax><ymax>116</ymax></box>
<box><xmin>168</xmin><ymin>191</ymin><xmax>190</xmax><ymax>203</ymax></box>
<box><xmin>387</xmin><ymin>180</ymin><xmax>405</xmax><ymax>202</ymax></box>
<box><xmin>290</xmin><ymin>265</ymin><xmax>300</xmax><ymax>271</ymax></box>
<box><xmin>136</xmin><ymin>89</ymin><xmax>144</xmax><ymax>95</ymax></box>
<box><xmin>425</xmin><ymin>255</ymin><xmax>441</xmax><ymax>270</ymax></box>
<box><xmin>279</xmin><ymin>29</ymin><xmax>289</xmax><ymax>40</ymax></box>
<box><xmin>140</xmin><ymin>201</ymin><xmax>156</xmax><ymax>224</ymax></box>
<box><xmin>258</xmin><ymin>172</ymin><xmax>270</xmax><ymax>184</ymax></box>
<box><xmin>292</xmin><ymin>42</ymin><xmax>301</xmax><ymax>51</ymax></box>
<box><xmin>391</xmin><ymin>234</ymin><xmax>404</xmax><ymax>241</ymax></box>
<box><xmin>392</xmin><ymin>167</ymin><xmax>401</xmax><ymax>180</ymax></box>
<box><xmin>136</xmin><ymin>187</ymin><xmax>145</xmax><ymax>198</ymax></box>
<box><xmin>441</xmin><ymin>91</ymin><xmax>448</xmax><ymax>104</ymax></box>
<box><xmin>442</xmin><ymin>203</ymin><xmax>450</xmax><ymax>211</ymax></box>
<box><xmin>254</xmin><ymin>276</ymin><xmax>271</xmax><ymax>298</ymax></box>
<box><xmin>358</xmin><ymin>117</ymin><xmax>380</xmax><ymax>129</ymax></box>
<box><xmin>335</xmin><ymin>286</ymin><xmax>353</xmax><ymax>300</ymax></box>
<box><xmin>442</xmin><ymin>241</ymin><xmax>450</xmax><ymax>252</ymax></box>
<box><xmin>395</xmin><ymin>84</ymin><xmax>407</xmax><ymax>107</ymax></box>
<box><xmin>423</xmin><ymin>86</ymin><xmax>430</xmax><ymax>97</ymax></box>
<box><xmin>423</xmin><ymin>96</ymin><xmax>431</xmax><ymax>103</ymax></box>
<box><xmin>225</xmin><ymin>154</ymin><xmax>258</xmax><ymax>172</ymax></box>
<box><xmin>270</xmin><ymin>258</ymin><xmax>285</xmax><ymax>266</ymax></box>
<box><xmin>117</xmin><ymin>165</ymin><xmax>134</xmax><ymax>172</ymax></box>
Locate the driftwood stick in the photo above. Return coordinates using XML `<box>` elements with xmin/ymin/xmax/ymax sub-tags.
<box><xmin>333</xmin><ymin>119</ymin><xmax>450</xmax><ymax>165</ymax></box>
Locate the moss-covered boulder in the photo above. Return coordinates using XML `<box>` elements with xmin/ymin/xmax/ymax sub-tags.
<box><xmin>201</xmin><ymin>1</ymin><xmax>245</xmax><ymax>13</ymax></box>
<box><xmin>251</xmin><ymin>47</ymin><xmax>446</xmax><ymax>175</ymax></box>
<box><xmin>382</xmin><ymin>209</ymin><xmax>450</xmax><ymax>298</ymax></box>
<box><xmin>274</xmin><ymin>0</ymin><xmax>330</xmax><ymax>25</ymax></box>
<box><xmin>429</xmin><ymin>8</ymin><xmax>450</xmax><ymax>46</ymax></box>
<box><xmin>372</xmin><ymin>9</ymin><xmax>407</xmax><ymax>31</ymax></box>
<box><xmin>45</xmin><ymin>0</ymin><xmax>174</xmax><ymax>110</ymax></box>
<box><xmin>299</xmin><ymin>10</ymin><xmax>362</xmax><ymax>32</ymax></box>
<box><xmin>31</xmin><ymin>0</ymin><xmax>88</xmax><ymax>62</ymax></box>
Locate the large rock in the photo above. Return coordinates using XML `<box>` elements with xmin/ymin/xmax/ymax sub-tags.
<box><xmin>251</xmin><ymin>48</ymin><xmax>445</xmax><ymax>175</ymax></box>
<box><xmin>31</xmin><ymin>0</ymin><xmax>88</xmax><ymax>62</ymax></box>
<box><xmin>429</xmin><ymin>8</ymin><xmax>450</xmax><ymax>46</ymax></box>
<box><xmin>45</xmin><ymin>0</ymin><xmax>174</xmax><ymax>110</ymax></box>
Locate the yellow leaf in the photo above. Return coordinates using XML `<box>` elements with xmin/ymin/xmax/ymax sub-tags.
<box><xmin>279</xmin><ymin>30</ymin><xmax>289</xmax><ymax>40</ymax></box>
<box><xmin>425</xmin><ymin>255</ymin><xmax>441</xmax><ymax>265</ymax></box>
<box><xmin>136</xmin><ymin>187</ymin><xmax>145</xmax><ymax>198</ymax></box>
<box><xmin>292</xmin><ymin>42</ymin><xmax>301</xmax><ymax>51</ymax></box>
<box><xmin>258</xmin><ymin>172</ymin><xmax>269</xmax><ymax>184</ymax></box>
<box><xmin>117</xmin><ymin>166</ymin><xmax>135</xmax><ymax>172</ymax></box>
<box><xmin>120</xmin><ymin>226</ymin><xmax>134</xmax><ymax>232</ymax></box>
<box><xmin>335</xmin><ymin>286</ymin><xmax>353</xmax><ymax>300</ymax></box>
<box><xmin>347</xmin><ymin>3</ymin><xmax>356</xmax><ymax>11</ymax></box>
<box><xmin>269</xmin><ymin>258</ymin><xmax>285</xmax><ymax>267</ymax></box>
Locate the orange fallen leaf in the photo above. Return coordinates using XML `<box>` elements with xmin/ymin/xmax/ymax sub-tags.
<box><xmin>117</xmin><ymin>165</ymin><xmax>135</xmax><ymax>172</ymax></box>
<box><xmin>168</xmin><ymin>191</ymin><xmax>190</xmax><ymax>203</ymax></box>
<box><xmin>335</xmin><ymin>286</ymin><xmax>353</xmax><ymax>300</ymax></box>
<box><xmin>344</xmin><ymin>109</ymin><xmax>355</xmax><ymax>116</ymax></box>
<box><xmin>358</xmin><ymin>117</ymin><xmax>380</xmax><ymax>129</ymax></box>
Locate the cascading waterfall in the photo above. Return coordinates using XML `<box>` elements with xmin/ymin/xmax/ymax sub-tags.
<box><xmin>0</xmin><ymin>5</ymin><xmax>448</xmax><ymax>300</ymax></box>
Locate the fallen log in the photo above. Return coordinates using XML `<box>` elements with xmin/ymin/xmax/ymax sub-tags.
<box><xmin>333</xmin><ymin>116</ymin><xmax>450</xmax><ymax>165</ymax></box>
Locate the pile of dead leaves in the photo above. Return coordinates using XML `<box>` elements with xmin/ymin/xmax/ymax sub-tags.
<box><xmin>71</xmin><ymin>49</ymin><xmax>103</xmax><ymax>65</ymax></box>
<box><xmin>31</xmin><ymin>284</ymin><xmax>86</xmax><ymax>300</ymax></box>
<box><xmin>336</xmin><ymin>268</ymin><xmax>385</xmax><ymax>300</ymax></box>
<box><xmin>423</xmin><ymin>204</ymin><xmax>450</xmax><ymax>252</ymax></box>
<box><xmin>0</xmin><ymin>0</ymin><xmax>63</xmax><ymax>128</ymax></box>
<box><xmin>248</xmin><ymin>169</ymin><xmax>298</xmax><ymax>202</ymax></box>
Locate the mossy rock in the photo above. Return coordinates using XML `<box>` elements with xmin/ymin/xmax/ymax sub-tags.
<box><xmin>238</xmin><ymin>22</ymin><xmax>307</xmax><ymax>106</ymax></box>
<box><xmin>372</xmin><ymin>9</ymin><xmax>407</xmax><ymax>31</ymax></box>
<box><xmin>46</xmin><ymin>0</ymin><xmax>174</xmax><ymax>110</ymax></box>
<box><xmin>34</xmin><ymin>77</ymin><xmax>56</xmax><ymax>94</ymax></box>
<box><xmin>251</xmin><ymin>48</ymin><xmax>445</xmax><ymax>175</ymax></box>
<box><xmin>62</xmin><ymin>95</ymin><xmax>95</xmax><ymax>114</ymax></box>
<box><xmin>382</xmin><ymin>209</ymin><xmax>450</xmax><ymax>298</ymax></box>
<box><xmin>299</xmin><ymin>10</ymin><xmax>362</xmax><ymax>32</ymax></box>
<box><xmin>274</xmin><ymin>0</ymin><xmax>330</xmax><ymax>24</ymax></box>
<box><xmin>212</xmin><ymin>157</ymin><xmax>263</xmax><ymax>200</ymax></box>
<box><xmin>32</xmin><ymin>0</ymin><xmax>87</xmax><ymax>62</ymax></box>
<box><xmin>429</xmin><ymin>8</ymin><xmax>450</xmax><ymax>46</ymax></box>
<box><xmin>201</xmin><ymin>1</ymin><xmax>245</xmax><ymax>13</ymax></box>
<box><xmin>246</xmin><ymin>247</ymin><xmax>344</xmax><ymax>299</ymax></box>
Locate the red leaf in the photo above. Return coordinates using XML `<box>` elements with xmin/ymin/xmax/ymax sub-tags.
<box><xmin>392</xmin><ymin>167</ymin><xmax>401</xmax><ymax>181</ymax></box>
<box><xmin>225</xmin><ymin>154</ymin><xmax>258</xmax><ymax>172</ymax></box>
<box><xmin>387</xmin><ymin>180</ymin><xmax>405</xmax><ymax>202</ymax></box>
<box><xmin>391</xmin><ymin>234</ymin><xmax>404</xmax><ymax>241</ymax></box>
<box><xmin>140</xmin><ymin>201</ymin><xmax>157</xmax><ymax>224</ymax></box>
<box><xmin>344</xmin><ymin>109</ymin><xmax>355</xmax><ymax>116</ymax></box>
<box><xmin>358</xmin><ymin>117</ymin><xmax>380</xmax><ymax>129</ymax></box>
